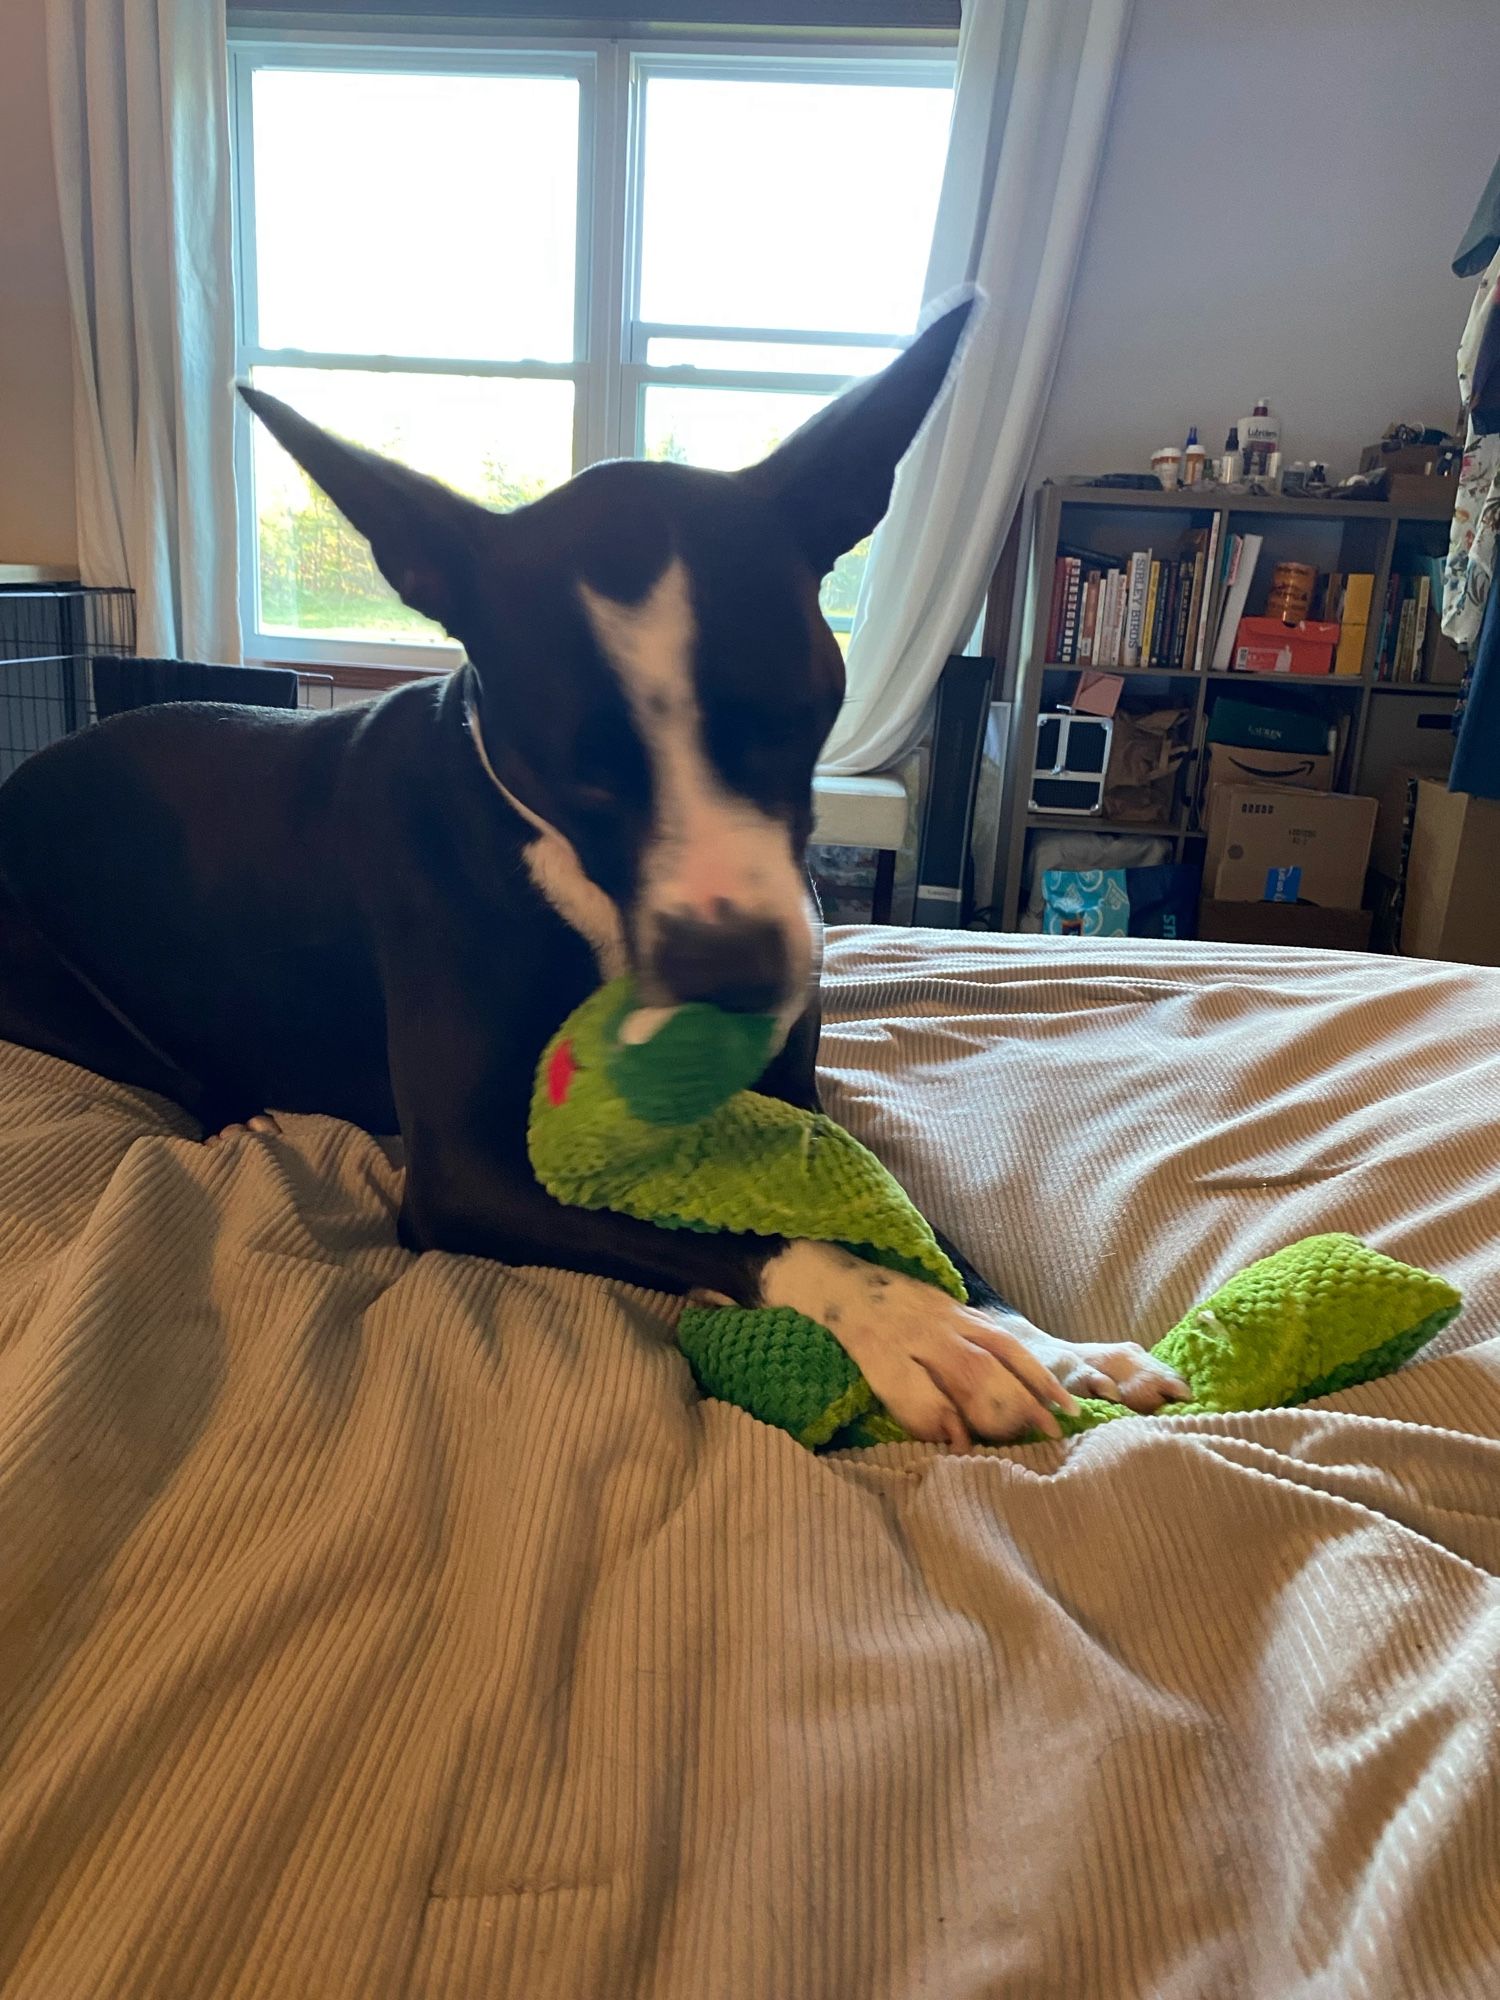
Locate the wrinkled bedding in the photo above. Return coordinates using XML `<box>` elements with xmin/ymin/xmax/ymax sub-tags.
<box><xmin>2</xmin><ymin>930</ymin><xmax>1498</xmax><ymax>1999</ymax></box>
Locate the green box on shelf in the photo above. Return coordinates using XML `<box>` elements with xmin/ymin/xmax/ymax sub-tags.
<box><xmin>1206</xmin><ymin>698</ymin><xmax>1329</xmax><ymax>756</ymax></box>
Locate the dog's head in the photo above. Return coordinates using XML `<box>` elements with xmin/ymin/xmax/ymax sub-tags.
<box><xmin>240</xmin><ymin>297</ymin><xmax>971</xmax><ymax>1028</ymax></box>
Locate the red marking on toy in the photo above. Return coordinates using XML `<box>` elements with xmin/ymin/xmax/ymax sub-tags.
<box><xmin>547</xmin><ymin>1038</ymin><xmax>577</xmax><ymax>1107</ymax></box>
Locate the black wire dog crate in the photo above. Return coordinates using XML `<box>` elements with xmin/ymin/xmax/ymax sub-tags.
<box><xmin>0</xmin><ymin>581</ymin><xmax>137</xmax><ymax>783</ymax></box>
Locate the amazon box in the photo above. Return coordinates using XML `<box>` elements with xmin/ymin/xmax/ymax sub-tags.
<box><xmin>1198</xmin><ymin>740</ymin><xmax>1333</xmax><ymax>834</ymax></box>
<box><xmin>1210</xmin><ymin>785</ymin><xmax>1376</xmax><ymax>909</ymax></box>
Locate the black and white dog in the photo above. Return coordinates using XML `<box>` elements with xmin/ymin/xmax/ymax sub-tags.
<box><xmin>0</xmin><ymin>300</ymin><xmax>1186</xmax><ymax>1444</ymax></box>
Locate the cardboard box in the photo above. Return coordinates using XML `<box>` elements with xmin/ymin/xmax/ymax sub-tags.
<box><xmin>1358</xmin><ymin>444</ymin><xmax>1460</xmax><ymax>509</ymax></box>
<box><xmin>1198</xmin><ymin>898</ymin><xmax>1374</xmax><ymax>952</ymax></box>
<box><xmin>1422</xmin><ymin>624</ymin><xmax>1467</xmax><ymax>686</ymax></box>
<box><xmin>1232</xmin><ymin>617</ymin><xmax>1340</xmax><ymax>677</ymax></box>
<box><xmin>1400</xmin><ymin>779</ymin><xmax>1500</xmax><ymax>965</ymax></box>
<box><xmin>1197</xmin><ymin>742</ymin><xmax>1333</xmax><ymax>834</ymax></box>
<box><xmin>1210</xmin><ymin>785</ymin><xmax>1377</xmax><ymax>909</ymax></box>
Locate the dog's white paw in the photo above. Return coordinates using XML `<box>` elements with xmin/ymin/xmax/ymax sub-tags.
<box><xmin>1012</xmin><ymin>1329</ymin><xmax>1192</xmax><ymax>1413</ymax></box>
<box><xmin>204</xmin><ymin>1111</ymin><xmax>282</xmax><ymax>1146</ymax></box>
<box><xmin>760</xmin><ymin>1242</ymin><xmax>1082</xmax><ymax>1447</ymax></box>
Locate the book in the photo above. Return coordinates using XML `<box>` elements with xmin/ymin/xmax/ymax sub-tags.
<box><xmin>1090</xmin><ymin>571</ymin><xmax>1113</xmax><ymax>667</ymax></box>
<box><xmin>1162</xmin><ymin>558</ymin><xmax>1184</xmax><ymax>667</ymax></box>
<box><xmin>1045</xmin><ymin>558</ymin><xmax>1069</xmax><ymax>661</ymax></box>
<box><xmin>1141</xmin><ymin>560</ymin><xmax>1162</xmax><ymax>668</ymax></box>
<box><xmin>1180</xmin><ymin>541</ymin><xmax>1207</xmax><ymax>672</ymax></box>
<box><xmin>1176</xmin><ymin>556</ymin><xmax>1200</xmax><ymax>672</ymax></box>
<box><xmin>1210</xmin><ymin>533</ymin><xmax>1264</xmax><ymax>671</ymax></box>
<box><xmin>1409</xmin><ymin>573</ymin><xmax>1432</xmax><ymax>680</ymax></box>
<box><xmin>1122</xmin><ymin>551</ymin><xmax>1152</xmax><ymax>667</ymax></box>
<box><xmin>1393</xmin><ymin>597</ymin><xmax>1417</xmax><ymax>682</ymax></box>
<box><xmin>1374</xmin><ymin>573</ymin><xmax>1402</xmax><ymax>679</ymax></box>
<box><xmin>1058</xmin><ymin>557</ymin><xmax>1083</xmax><ymax>662</ymax></box>
<box><xmin>1191</xmin><ymin>515</ymin><xmax>1223</xmax><ymax>671</ymax></box>
<box><xmin>1097</xmin><ymin>569</ymin><xmax>1126</xmax><ymax>669</ymax></box>
<box><xmin>1079</xmin><ymin>573</ymin><xmax>1103</xmax><ymax>663</ymax></box>
<box><xmin>1159</xmin><ymin>559</ymin><xmax>1179</xmax><ymax>666</ymax></box>
<box><xmin>1333</xmin><ymin>572</ymin><xmax>1374</xmax><ymax>677</ymax></box>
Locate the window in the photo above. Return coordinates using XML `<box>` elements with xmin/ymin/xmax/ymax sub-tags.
<box><xmin>231</xmin><ymin>38</ymin><xmax>953</xmax><ymax>663</ymax></box>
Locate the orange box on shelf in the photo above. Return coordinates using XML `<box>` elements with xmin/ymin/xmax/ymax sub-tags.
<box><xmin>1231</xmin><ymin>617</ymin><xmax>1340</xmax><ymax>677</ymax></box>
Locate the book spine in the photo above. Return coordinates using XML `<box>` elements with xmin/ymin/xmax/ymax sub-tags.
<box><xmin>1176</xmin><ymin>560</ymin><xmax>1200</xmax><ymax>668</ymax></box>
<box><xmin>1098</xmin><ymin>569</ymin><xmax>1125</xmax><ymax>668</ymax></box>
<box><xmin>1077</xmin><ymin>573</ymin><xmax>1101</xmax><ymax>664</ymax></box>
<box><xmin>1122</xmin><ymin>552</ymin><xmax>1151</xmax><ymax>667</ymax></box>
<box><xmin>1161</xmin><ymin>560</ymin><xmax>1179</xmax><ymax>665</ymax></box>
<box><xmin>1184</xmin><ymin>548</ymin><xmax>1208</xmax><ymax>672</ymax></box>
<box><xmin>1058</xmin><ymin>557</ymin><xmax>1083</xmax><ymax>663</ymax></box>
<box><xmin>1045</xmin><ymin>558</ymin><xmax>1069</xmax><ymax>662</ymax></box>
<box><xmin>1092</xmin><ymin>572</ymin><xmax>1114</xmax><ymax>668</ymax></box>
<box><xmin>1192</xmin><ymin>515</ymin><xmax>1224</xmax><ymax>671</ymax></box>
<box><xmin>1141</xmin><ymin>561</ymin><xmax>1162</xmax><ymax>668</ymax></box>
<box><xmin>1210</xmin><ymin>535</ymin><xmax>1244</xmax><ymax>671</ymax></box>
<box><xmin>1159</xmin><ymin>561</ymin><xmax>1181</xmax><ymax>668</ymax></box>
<box><xmin>1380</xmin><ymin>575</ymin><xmax>1402</xmax><ymax>679</ymax></box>
<box><xmin>1395</xmin><ymin>598</ymin><xmax>1416</xmax><ymax>682</ymax></box>
<box><xmin>1412</xmin><ymin>574</ymin><xmax>1431</xmax><ymax>680</ymax></box>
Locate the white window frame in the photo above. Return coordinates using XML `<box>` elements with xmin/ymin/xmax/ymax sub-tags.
<box><xmin>229</xmin><ymin>29</ymin><xmax>954</xmax><ymax>668</ymax></box>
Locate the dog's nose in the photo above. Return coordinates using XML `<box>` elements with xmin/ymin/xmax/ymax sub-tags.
<box><xmin>652</xmin><ymin>910</ymin><xmax>790</xmax><ymax>1015</ymax></box>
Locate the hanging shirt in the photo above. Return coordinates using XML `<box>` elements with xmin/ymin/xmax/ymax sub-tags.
<box><xmin>1442</xmin><ymin>248</ymin><xmax>1500</xmax><ymax>650</ymax></box>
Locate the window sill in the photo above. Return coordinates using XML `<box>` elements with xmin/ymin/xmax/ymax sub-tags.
<box><xmin>254</xmin><ymin>659</ymin><xmax>455</xmax><ymax>692</ymax></box>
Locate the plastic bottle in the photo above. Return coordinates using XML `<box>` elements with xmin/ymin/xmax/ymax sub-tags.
<box><xmin>1182</xmin><ymin>426</ymin><xmax>1207</xmax><ymax>485</ymax></box>
<box><xmin>1218</xmin><ymin>425</ymin><xmax>1242</xmax><ymax>483</ymax></box>
<box><xmin>1241</xmin><ymin>398</ymin><xmax>1281</xmax><ymax>478</ymax></box>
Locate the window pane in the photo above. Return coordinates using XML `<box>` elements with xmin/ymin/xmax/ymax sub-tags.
<box><xmin>637</xmin><ymin>72</ymin><xmax>951</xmax><ymax>335</ymax></box>
<box><xmin>641</xmin><ymin>384</ymin><xmax>863</xmax><ymax>636</ymax></box>
<box><xmin>252</xmin><ymin>367</ymin><xmax>574</xmax><ymax>642</ymax></box>
<box><xmin>647</xmin><ymin>336</ymin><xmax>900</xmax><ymax>377</ymax></box>
<box><xmin>642</xmin><ymin>382</ymin><xmax>831</xmax><ymax>472</ymax></box>
<box><xmin>251</xmin><ymin>68</ymin><xmax>578</xmax><ymax>361</ymax></box>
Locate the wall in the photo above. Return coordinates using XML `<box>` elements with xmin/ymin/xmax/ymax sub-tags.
<box><xmin>0</xmin><ymin>0</ymin><xmax>75</xmax><ymax>567</ymax></box>
<box><xmin>1034</xmin><ymin>0</ymin><xmax>1500</xmax><ymax>485</ymax></box>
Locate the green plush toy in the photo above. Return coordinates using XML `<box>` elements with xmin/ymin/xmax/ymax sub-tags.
<box><xmin>529</xmin><ymin>979</ymin><xmax>1462</xmax><ymax>1450</ymax></box>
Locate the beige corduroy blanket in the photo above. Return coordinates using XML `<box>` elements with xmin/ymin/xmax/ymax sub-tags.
<box><xmin>2</xmin><ymin>930</ymin><xmax>1499</xmax><ymax>1999</ymax></box>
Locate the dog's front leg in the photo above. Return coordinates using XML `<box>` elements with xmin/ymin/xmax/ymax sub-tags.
<box><xmin>396</xmin><ymin>1100</ymin><xmax>1084</xmax><ymax>1445</ymax></box>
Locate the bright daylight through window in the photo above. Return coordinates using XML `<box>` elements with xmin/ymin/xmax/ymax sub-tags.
<box><xmin>232</xmin><ymin>41</ymin><xmax>953</xmax><ymax>660</ymax></box>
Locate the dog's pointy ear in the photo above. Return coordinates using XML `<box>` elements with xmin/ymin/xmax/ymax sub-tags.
<box><xmin>739</xmin><ymin>293</ymin><xmax>976</xmax><ymax>577</ymax></box>
<box><xmin>238</xmin><ymin>383</ymin><xmax>487</xmax><ymax>630</ymax></box>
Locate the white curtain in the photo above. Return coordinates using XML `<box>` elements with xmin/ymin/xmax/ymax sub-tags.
<box><xmin>819</xmin><ymin>0</ymin><xmax>1133</xmax><ymax>775</ymax></box>
<box><xmin>46</xmin><ymin>0</ymin><xmax>240</xmax><ymax>661</ymax></box>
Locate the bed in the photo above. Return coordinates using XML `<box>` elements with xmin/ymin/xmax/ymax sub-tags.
<box><xmin>2</xmin><ymin>930</ymin><xmax>1498</xmax><ymax>1999</ymax></box>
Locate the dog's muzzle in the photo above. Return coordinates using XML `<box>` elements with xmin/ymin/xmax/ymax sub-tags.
<box><xmin>648</xmin><ymin>908</ymin><xmax>791</xmax><ymax>1016</ymax></box>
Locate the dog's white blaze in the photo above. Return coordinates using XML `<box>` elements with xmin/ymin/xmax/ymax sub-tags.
<box><xmin>577</xmin><ymin>558</ymin><xmax>811</xmax><ymax>995</ymax></box>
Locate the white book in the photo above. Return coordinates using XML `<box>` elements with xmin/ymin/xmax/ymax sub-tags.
<box><xmin>1210</xmin><ymin>532</ymin><xmax>1264</xmax><ymax>671</ymax></box>
<box><xmin>1191</xmin><ymin>514</ymin><xmax>1224</xmax><ymax>671</ymax></box>
<box><xmin>1109</xmin><ymin>569</ymin><xmax>1129</xmax><ymax>667</ymax></box>
<box><xmin>1094</xmin><ymin>571</ymin><xmax>1121</xmax><ymax>668</ymax></box>
<box><xmin>1121</xmin><ymin>551</ymin><xmax>1152</xmax><ymax>668</ymax></box>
